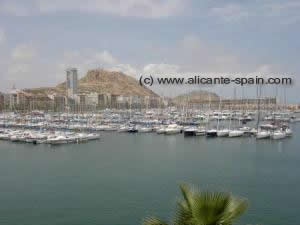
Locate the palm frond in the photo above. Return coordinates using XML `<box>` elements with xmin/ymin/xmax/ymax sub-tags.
<box><xmin>190</xmin><ymin>191</ymin><xmax>231</xmax><ymax>225</ymax></box>
<box><xmin>143</xmin><ymin>217</ymin><xmax>169</xmax><ymax>225</ymax></box>
<box><xmin>142</xmin><ymin>184</ymin><xmax>248</xmax><ymax>225</ymax></box>
<box><xmin>174</xmin><ymin>200</ymin><xmax>193</xmax><ymax>225</ymax></box>
<box><xmin>219</xmin><ymin>196</ymin><xmax>249</xmax><ymax>225</ymax></box>
<box><xmin>177</xmin><ymin>185</ymin><xmax>248</xmax><ymax>225</ymax></box>
<box><xmin>179</xmin><ymin>184</ymin><xmax>194</xmax><ymax>210</ymax></box>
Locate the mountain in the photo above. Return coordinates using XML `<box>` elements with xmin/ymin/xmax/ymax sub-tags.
<box><xmin>172</xmin><ymin>90</ymin><xmax>219</xmax><ymax>104</ymax></box>
<box><xmin>24</xmin><ymin>69</ymin><xmax>158</xmax><ymax>97</ymax></box>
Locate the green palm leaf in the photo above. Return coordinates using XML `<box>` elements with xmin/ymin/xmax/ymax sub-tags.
<box><xmin>143</xmin><ymin>217</ymin><xmax>169</xmax><ymax>225</ymax></box>
<box><xmin>189</xmin><ymin>191</ymin><xmax>231</xmax><ymax>225</ymax></box>
<box><xmin>143</xmin><ymin>184</ymin><xmax>248</xmax><ymax>225</ymax></box>
<box><xmin>218</xmin><ymin>196</ymin><xmax>249</xmax><ymax>225</ymax></box>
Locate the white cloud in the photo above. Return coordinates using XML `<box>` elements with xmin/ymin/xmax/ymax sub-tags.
<box><xmin>266</xmin><ymin>1</ymin><xmax>300</xmax><ymax>13</ymax></box>
<box><xmin>178</xmin><ymin>35</ymin><xmax>242</xmax><ymax>73</ymax></box>
<box><xmin>0</xmin><ymin>1</ymin><xmax>32</xmax><ymax>16</ymax></box>
<box><xmin>7</xmin><ymin>63</ymin><xmax>32</xmax><ymax>77</ymax></box>
<box><xmin>11</xmin><ymin>44</ymin><xmax>37</xmax><ymax>61</ymax></box>
<box><xmin>3</xmin><ymin>44</ymin><xmax>39</xmax><ymax>87</ymax></box>
<box><xmin>108</xmin><ymin>64</ymin><xmax>139</xmax><ymax>76</ymax></box>
<box><xmin>210</xmin><ymin>3</ymin><xmax>249</xmax><ymax>23</ymax></box>
<box><xmin>143</xmin><ymin>63</ymin><xmax>180</xmax><ymax>75</ymax></box>
<box><xmin>33</xmin><ymin>0</ymin><xmax>186</xmax><ymax>18</ymax></box>
<box><xmin>56</xmin><ymin>36</ymin><xmax>271</xmax><ymax>84</ymax></box>
<box><xmin>255</xmin><ymin>64</ymin><xmax>273</xmax><ymax>74</ymax></box>
<box><xmin>58</xmin><ymin>49</ymin><xmax>120</xmax><ymax>75</ymax></box>
<box><xmin>0</xmin><ymin>0</ymin><xmax>187</xmax><ymax>18</ymax></box>
<box><xmin>0</xmin><ymin>43</ymin><xmax>62</xmax><ymax>91</ymax></box>
<box><xmin>208</xmin><ymin>1</ymin><xmax>300</xmax><ymax>25</ymax></box>
<box><xmin>263</xmin><ymin>0</ymin><xmax>300</xmax><ymax>24</ymax></box>
<box><xmin>92</xmin><ymin>51</ymin><xmax>118</xmax><ymax>65</ymax></box>
<box><xmin>0</xmin><ymin>29</ymin><xmax>6</xmax><ymax>45</ymax></box>
<box><xmin>59</xmin><ymin>50</ymin><xmax>141</xmax><ymax>80</ymax></box>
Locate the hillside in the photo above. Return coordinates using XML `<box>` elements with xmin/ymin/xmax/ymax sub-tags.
<box><xmin>57</xmin><ymin>69</ymin><xmax>158</xmax><ymax>97</ymax></box>
<box><xmin>172</xmin><ymin>90</ymin><xmax>220</xmax><ymax>104</ymax></box>
<box><xmin>25</xmin><ymin>69</ymin><xmax>158</xmax><ymax>97</ymax></box>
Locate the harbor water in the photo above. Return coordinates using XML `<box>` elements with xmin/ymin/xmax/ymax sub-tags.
<box><xmin>0</xmin><ymin>124</ymin><xmax>299</xmax><ymax>225</ymax></box>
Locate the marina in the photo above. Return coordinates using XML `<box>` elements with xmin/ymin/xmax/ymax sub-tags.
<box><xmin>0</xmin><ymin>107</ymin><xmax>298</xmax><ymax>145</ymax></box>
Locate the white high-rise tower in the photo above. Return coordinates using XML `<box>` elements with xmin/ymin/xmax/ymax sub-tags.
<box><xmin>66</xmin><ymin>68</ymin><xmax>78</xmax><ymax>98</ymax></box>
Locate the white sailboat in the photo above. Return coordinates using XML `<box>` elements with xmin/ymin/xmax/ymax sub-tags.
<box><xmin>195</xmin><ymin>126</ymin><xmax>206</xmax><ymax>136</ymax></box>
<box><xmin>217</xmin><ymin>129</ymin><xmax>230</xmax><ymax>137</ymax></box>
<box><xmin>271</xmin><ymin>130</ymin><xmax>286</xmax><ymax>140</ymax></box>
<box><xmin>256</xmin><ymin>130</ymin><xmax>271</xmax><ymax>139</ymax></box>
<box><xmin>255</xmin><ymin>86</ymin><xmax>270</xmax><ymax>139</ymax></box>
<box><xmin>228</xmin><ymin>130</ymin><xmax>244</xmax><ymax>137</ymax></box>
<box><xmin>165</xmin><ymin>124</ymin><xmax>181</xmax><ymax>135</ymax></box>
<box><xmin>284</xmin><ymin>127</ymin><xmax>293</xmax><ymax>137</ymax></box>
<box><xmin>216</xmin><ymin>98</ymin><xmax>229</xmax><ymax>137</ymax></box>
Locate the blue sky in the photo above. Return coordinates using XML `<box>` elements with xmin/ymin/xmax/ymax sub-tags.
<box><xmin>0</xmin><ymin>0</ymin><xmax>299</xmax><ymax>102</ymax></box>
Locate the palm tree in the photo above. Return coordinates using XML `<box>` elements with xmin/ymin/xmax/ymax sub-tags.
<box><xmin>143</xmin><ymin>184</ymin><xmax>248</xmax><ymax>225</ymax></box>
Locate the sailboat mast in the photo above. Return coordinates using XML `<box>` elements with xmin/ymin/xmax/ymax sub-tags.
<box><xmin>256</xmin><ymin>85</ymin><xmax>262</xmax><ymax>130</ymax></box>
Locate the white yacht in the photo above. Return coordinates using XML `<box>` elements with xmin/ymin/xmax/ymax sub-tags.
<box><xmin>228</xmin><ymin>130</ymin><xmax>244</xmax><ymax>137</ymax></box>
<box><xmin>0</xmin><ymin>133</ymin><xmax>11</xmax><ymax>140</ymax></box>
<box><xmin>206</xmin><ymin>129</ymin><xmax>218</xmax><ymax>137</ymax></box>
<box><xmin>165</xmin><ymin>124</ymin><xmax>181</xmax><ymax>135</ymax></box>
<box><xmin>183</xmin><ymin>127</ymin><xmax>197</xmax><ymax>136</ymax></box>
<box><xmin>47</xmin><ymin>136</ymin><xmax>68</xmax><ymax>145</ymax></box>
<box><xmin>284</xmin><ymin>128</ymin><xmax>293</xmax><ymax>137</ymax></box>
<box><xmin>217</xmin><ymin>129</ymin><xmax>230</xmax><ymax>137</ymax></box>
<box><xmin>75</xmin><ymin>133</ymin><xmax>89</xmax><ymax>142</ymax></box>
<box><xmin>256</xmin><ymin>130</ymin><xmax>271</xmax><ymax>139</ymax></box>
<box><xmin>86</xmin><ymin>133</ymin><xmax>101</xmax><ymax>140</ymax></box>
<box><xmin>195</xmin><ymin>127</ymin><xmax>206</xmax><ymax>136</ymax></box>
<box><xmin>271</xmin><ymin>130</ymin><xmax>286</xmax><ymax>140</ymax></box>
<box><xmin>156</xmin><ymin>126</ymin><xmax>166</xmax><ymax>134</ymax></box>
<box><xmin>118</xmin><ymin>125</ymin><xmax>130</xmax><ymax>132</ymax></box>
<box><xmin>137</xmin><ymin>126</ymin><xmax>153</xmax><ymax>133</ymax></box>
<box><xmin>239</xmin><ymin>126</ymin><xmax>251</xmax><ymax>132</ymax></box>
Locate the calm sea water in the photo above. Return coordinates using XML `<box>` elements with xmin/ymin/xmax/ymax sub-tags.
<box><xmin>0</xmin><ymin>125</ymin><xmax>300</xmax><ymax>225</ymax></box>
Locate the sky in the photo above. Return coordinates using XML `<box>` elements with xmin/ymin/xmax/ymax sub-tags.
<box><xmin>0</xmin><ymin>0</ymin><xmax>299</xmax><ymax>102</ymax></box>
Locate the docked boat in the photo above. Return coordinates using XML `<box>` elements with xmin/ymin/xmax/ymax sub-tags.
<box><xmin>25</xmin><ymin>133</ymin><xmax>47</xmax><ymax>143</ymax></box>
<box><xmin>256</xmin><ymin>130</ymin><xmax>271</xmax><ymax>139</ymax></box>
<box><xmin>10</xmin><ymin>135</ymin><xmax>20</xmax><ymax>142</ymax></box>
<box><xmin>217</xmin><ymin>129</ymin><xmax>229</xmax><ymax>137</ymax></box>
<box><xmin>96</xmin><ymin>124</ymin><xmax>117</xmax><ymax>131</ymax></box>
<box><xmin>183</xmin><ymin>127</ymin><xmax>197</xmax><ymax>137</ymax></box>
<box><xmin>284</xmin><ymin>128</ymin><xmax>293</xmax><ymax>137</ymax></box>
<box><xmin>156</xmin><ymin>126</ymin><xmax>166</xmax><ymax>134</ymax></box>
<box><xmin>195</xmin><ymin>127</ymin><xmax>206</xmax><ymax>136</ymax></box>
<box><xmin>206</xmin><ymin>129</ymin><xmax>217</xmax><ymax>137</ymax></box>
<box><xmin>118</xmin><ymin>125</ymin><xmax>130</xmax><ymax>132</ymax></box>
<box><xmin>271</xmin><ymin>130</ymin><xmax>286</xmax><ymax>140</ymax></box>
<box><xmin>0</xmin><ymin>133</ymin><xmax>11</xmax><ymax>140</ymax></box>
<box><xmin>9</xmin><ymin>131</ymin><xmax>25</xmax><ymax>142</ymax></box>
<box><xmin>137</xmin><ymin>126</ymin><xmax>153</xmax><ymax>133</ymax></box>
<box><xmin>75</xmin><ymin>133</ymin><xmax>89</xmax><ymax>142</ymax></box>
<box><xmin>165</xmin><ymin>124</ymin><xmax>181</xmax><ymax>135</ymax></box>
<box><xmin>127</xmin><ymin>126</ymin><xmax>138</xmax><ymax>133</ymax></box>
<box><xmin>47</xmin><ymin>136</ymin><xmax>68</xmax><ymax>145</ymax></box>
<box><xmin>86</xmin><ymin>133</ymin><xmax>101</xmax><ymax>140</ymax></box>
<box><xmin>228</xmin><ymin>130</ymin><xmax>244</xmax><ymax>137</ymax></box>
<box><xmin>250</xmin><ymin>128</ymin><xmax>257</xmax><ymax>135</ymax></box>
<box><xmin>239</xmin><ymin>126</ymin><xmax>252</xmax><ymax>132</ymax></box>
<box><xmin>260</xmin><ymin>124</ymin><xmax>277</xmax><ymax>130</ymax></box>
